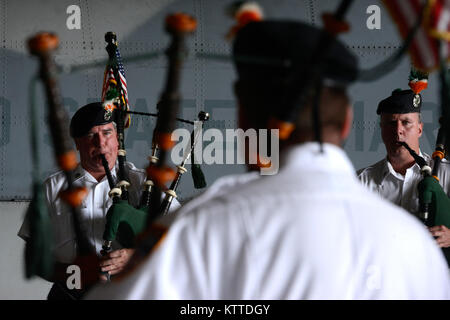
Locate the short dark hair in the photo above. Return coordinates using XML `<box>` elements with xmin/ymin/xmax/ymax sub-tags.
<box><xmin>232</xmin><ymin>20</ymin><xmax>356</xmax><ymax>138</ymax></box>
<box><xmin>235</xmin><ymin>81</ymin><xmax>350</xmax><ymax>134</ymax></box>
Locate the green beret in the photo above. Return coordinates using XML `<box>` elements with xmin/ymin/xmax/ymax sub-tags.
<box><xmin>232</xmin><ymin>20</ymin><xmax>358</xmax><ymax>87</ymax></box>
<box><xmin>376</xmin><ymin>89</ymin><xmax>421</xmax><ymax>115</ymax></box>
<box><xmin>70</xmin><ymin>102</ymin><xmax>114</xmax><ymax>138</ymax></box>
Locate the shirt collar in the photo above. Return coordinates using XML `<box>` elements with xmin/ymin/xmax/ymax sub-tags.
<box><xmin>74</xmin><ymin>161</ymin><xmax>119</xmax><ymax>184</ymax></box>
<box><xmin>381</xmin><ymin>150</ymin><xmax>429</xmax><ymax>182</ymax></box>
<box><xmin>280</xmin><ymin>142</ymin><xmax>355</xmax><ymax>175</ymax></box>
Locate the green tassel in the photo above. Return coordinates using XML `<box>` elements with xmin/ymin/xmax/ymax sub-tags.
<box><xmin>27</xmin><ymin>76</ymin><xmax>53</xmax><ymax>281</ymax></box>
<box><xmin>409</xmin><ymin>67</ymin><xmax>428</xmax><ymax>81</ymax></box>
<box><xmin>191</xmin><ymin>150</ymin><xmax>207</xmax><ymax>189</ymax></box>
<box><xmin>25</xmin><ymin>183</ymin><xmax>54</xmax><ymax>280</ymax></box>
<box><xmin>192</xmin><ymin>164</ymin><xmax>207</xmax><ymax>189</ymax></box>
<box><xmin>105</xmin><ymin>87</ymin><xmax>119</xmax><ymax>100</ymax></box>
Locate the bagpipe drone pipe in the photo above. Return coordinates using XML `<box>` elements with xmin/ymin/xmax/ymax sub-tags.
<box><xmin>27</xmin><ymin>33</ymin><xmax>105</xmax><ymax>298</ymax></box>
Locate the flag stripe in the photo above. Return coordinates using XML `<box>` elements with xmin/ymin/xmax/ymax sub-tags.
<box><xmin>408</xmin><ymin>0</ymin><xmax>440</xmax><ymax>68</ymax></box>
<box><xmin>398</xmin><ymin>0</ymin><xmax>424</xmax><ymax>68</ymax></box>
<box><xmin>390</xmin><ymin>0</ymin><xmax>427</xmax><ymax>68</ymax></box>
<box><xmin>383</xmin><ymin>0</ymin><xmax>443</xmax><ymax>71</ymax></box>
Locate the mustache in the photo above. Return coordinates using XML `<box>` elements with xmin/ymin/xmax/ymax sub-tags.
<box><xmin>392</xmin><ymin>139</ymin><xmax>405</xmax><ymax>146</ymax></box>
<box><xmin>92</xmin><ymin>150</ymin><xmax>110</xmax><ymax>157</ymax></box>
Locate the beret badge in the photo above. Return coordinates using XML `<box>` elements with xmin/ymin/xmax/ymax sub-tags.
<box><xmin>413</xmin><ymin>94</ymin><xmax>421</xmax><ymax>108</ymax></box>
<box><xmin>103</xmin><ymin>99</ymin><xmax>117</xmax><ymax>121</ymax></box>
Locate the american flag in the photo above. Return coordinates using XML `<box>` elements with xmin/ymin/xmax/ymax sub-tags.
<box><xmin>102</xmin><ymin>45</ymin><xmax>131</xmax><ymax>127</ymax></box>
<box><xmin>426</xmin><ymin>0</ymin><xmax>450</xmax><ymax>41</ymax></box>
<box><xmin>382</xmin><ymin>0</ymin><xmax>450</xmax><ymax>72</ymax></box>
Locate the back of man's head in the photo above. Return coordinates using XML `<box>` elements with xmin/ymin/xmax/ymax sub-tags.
<box><xmin>232</xmin><ymin>20</ymin><xmax>358</xmax><ymax>142</ymax></box>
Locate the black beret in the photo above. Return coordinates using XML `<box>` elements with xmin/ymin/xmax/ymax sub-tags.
<box><xmin>376</xmin><ymin>89</ymin><xmax>422</xmax><ymax>115</ymax></box>
<box><xmin>232</xmin><ymin>20</ymin><xmax>358</xmax><ymax>87</ymax></box>
<box><xmin>70</xmin><ymin>102</ymin><xmax>115</xmax><ymax>138</ymax></box>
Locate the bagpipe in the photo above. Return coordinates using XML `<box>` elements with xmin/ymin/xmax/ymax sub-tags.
<box><xmin>400</xmin><ymin>99</ymin><xmax>450</xmax><ymax>229</ymax></box>
<box><xmin>25</xmin><ymin>12</ymin><xmax>206</xmax><ymax>289</ymax></box>
<box><xmin>96</xmin><ymin>13</ymin><xmax>201</xmax><ymax>276</ymax></box>
<box><xmin>398</xmin><ymin>141</ymin><xmax>450</xmax><ymax>227</ymax></box>
<box><xmin>98</xmin><ymin>21</ymin><xmax>208</xmax><ymax>257</ymax></box>
<box><xmin>399</xmin><ymin>130</ymin><xmax>450</xmax><ymax>265</ymax></box>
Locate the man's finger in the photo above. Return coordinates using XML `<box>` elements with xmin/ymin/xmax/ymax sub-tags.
<box><xmin>101</xmin><ymin>262</ymin><xmax>125</xmax><ymax>273</ymax></box>
<box><xmin>100</xmin><ymin>259</ymin><xmax>127</xmax><ymax>270</ymax></box>
<box><xmin>99</xmin><ymin>273</ymin><xmax>109</xmax><ymax>282</ymax></box>
<box><xmin>108</xmin><ymin>250</ymin><xmax>124</xmax><ymax>258</ymax></box>
<box><xmin>99</xmin><ymin>259</ymin><xmax>112</xmax><ymax>267</ymax></box>
<box><xmin>99</xmin><ymin>257</ymin><xmax>122</xmax><ymax>267</ymax></box>
<box><xmin>101</xmin><ymin>264</ymin><xmax>117</xmax><ymax>272</ymax></box>
<box><xmin>432</xmin><ymin>231</ymin><xmax>442</xmax><ymax>237</ymax></box>
<box><xmin>108</xmin><ymin>267</ymin><xmax>124</xmax><ymax>276</ymax></box>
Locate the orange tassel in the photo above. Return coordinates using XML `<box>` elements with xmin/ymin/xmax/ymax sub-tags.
<box><xmin>226</xmin><ymin>2</ymin><xmax>263</xmax><ymax>40</ymax></box>
<box><xmin>408</xmin><ymin>80</ymin><xmax>428</xmax><ymax>94</ymax></box>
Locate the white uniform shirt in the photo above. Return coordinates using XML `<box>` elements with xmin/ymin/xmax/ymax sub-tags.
<box><xmin>18</xmin><ymin>161</ymin><xmax>180</xmax><ymax>263</ymax></box>
<box><xmin>87</xmin><ymin>143</ymin><xmax>450</xmax><ymax>300</ymax></box>
<box><xmin>357</xmin><ymin>153</ymin><xmax>450</xmax><ymax>216</ymax></box>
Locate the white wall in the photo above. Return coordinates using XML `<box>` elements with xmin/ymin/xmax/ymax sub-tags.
<box><xmin>0</xmin><ymin>202</ymin><xmax>52</xmax><ymax>299</ymax></box>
